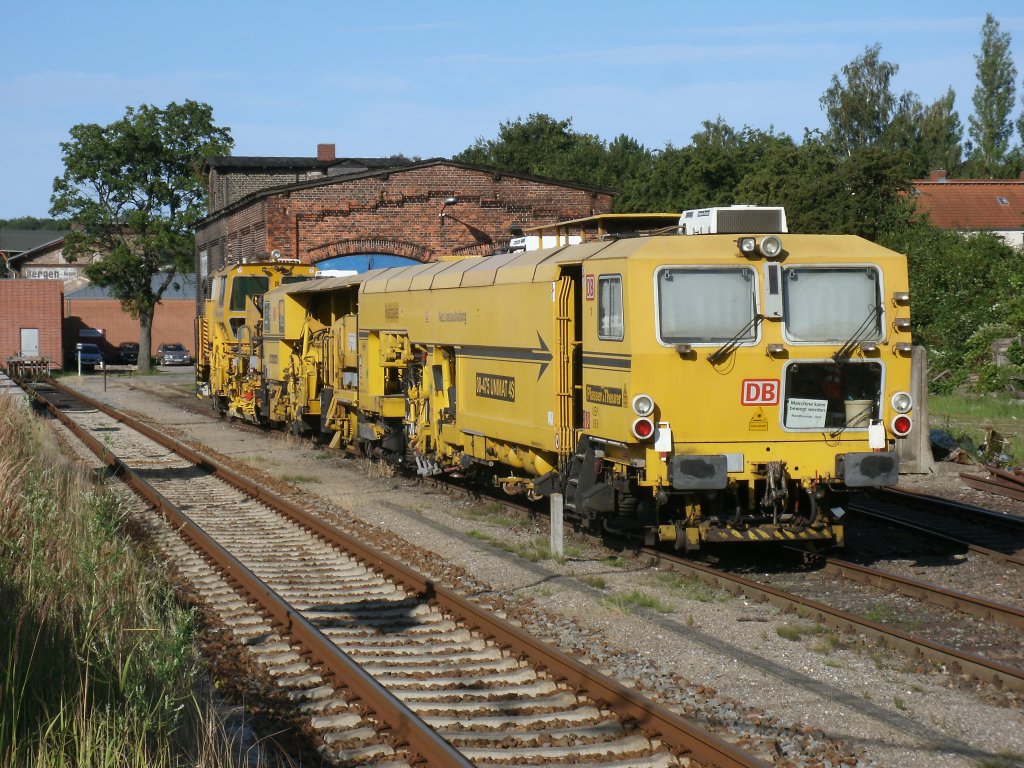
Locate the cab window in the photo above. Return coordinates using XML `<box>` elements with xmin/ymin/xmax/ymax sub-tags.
<box><xmin>229</xmin><ymin>276</ymin><xmax>269</xmax><ymax>312</ymax></box>
<box><xmin>657</xmin><ymin>267</ymin><xmax>757</xmax><ymax>344</ymax></box>
<box><xmin>783</xmin><ymin>267</ymin><xmax>881</xmax><ymax>342</ymax></box>
<box><xmin>598</xmin><ymin>275</ymin><xmax>624</xmax><ymax>340</ymax></box>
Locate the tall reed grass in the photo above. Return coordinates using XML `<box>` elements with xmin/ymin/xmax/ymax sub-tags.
<box><xmin>0</xmin><ymin>395</ymin><xmax>245</xmax><ymax>767</ymax></box>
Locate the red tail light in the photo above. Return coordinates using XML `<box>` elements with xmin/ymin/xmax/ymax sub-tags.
<box><xmin>891</xmin><ymin>415</ymin><xmax>912</xmax><ymax>437</ymax></box>
<box><xmin>632</xmin><ymin>417</ymin><xmax>655</xmax><ymax>440</ymax></box>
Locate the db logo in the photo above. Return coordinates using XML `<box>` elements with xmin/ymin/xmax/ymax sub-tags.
<box><xmin>585</xmin><ymin>274</ymin><xmax>595</xmax><ymax>301</ymax></box>
<box><xmin>742</xmin><ymin>379</ymin><xmax>780</xmax><ymax>405</ymax></box>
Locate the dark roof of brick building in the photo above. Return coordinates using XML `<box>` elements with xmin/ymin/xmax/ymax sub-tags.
<box><xmin>911</xmin><ymin>174</ymin><xmax>1024</xmax><ymax>231</ymax></box>
<box><xmin>0</xmin><ymin>229</ymin><xmax>70</xmax><ymax>254</ymax></box>
<box><xmin>204</xmin><ymin>155</ymin><xmax>413</xmax><ymax>174</ymax></box>
<box><xmin>66</xmin><ymin>273</ymin><xmax>197</xmax><ymax>300</ymax></box>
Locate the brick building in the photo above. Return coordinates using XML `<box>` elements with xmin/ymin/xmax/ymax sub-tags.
<box><xmin>0</xmin><ymin>280</ymin><xmax>64</xmax><ymax>369</ymax></box>
<box><xmin>5</xmin><ymin>235</ymin><xmax>91</xmax><ymax>292</ymax></box>
<box><xmin>195</xmin><ymin>146</ymin><xmax>615</xmax><ymax>310</ymax></box>
<box><xmin>64</xmin><ymin>274</ymin><xmax>197</xmax><ymax>362</ymax></box>
<box><xmin>0</xmin><ymin>228</ymin><xmax>69</xmax><ymax>277</ymax></box>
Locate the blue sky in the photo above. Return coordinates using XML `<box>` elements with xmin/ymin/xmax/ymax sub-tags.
<box><xmin>3</xmin><ymin>1</ymin><xmax>1023</xmax><ymax>219</ymax></box>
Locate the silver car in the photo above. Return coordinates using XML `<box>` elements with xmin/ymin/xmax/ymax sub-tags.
<box><xmin>156</xmin><ymin>343</ymin><xmax>193</xmax><ymax>366</ymax></box>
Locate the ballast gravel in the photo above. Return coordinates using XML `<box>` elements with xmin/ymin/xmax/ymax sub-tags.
<box><xmin>59</xmin><ymin>371</ymin><xmax>1024</xmax><ymax>768</ymax></box>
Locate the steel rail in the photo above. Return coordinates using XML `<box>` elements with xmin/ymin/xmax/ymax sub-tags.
<box><xmin>808</xmin><ymin>554</ymin><xmax>1024</xmax><ymax>631</ymax></box>
<box><xmin>28</xmin><ymin>382</ymin><xmax>473</xmax><ymax>768</ymax></box>
<box><xmin>641</xmin><ymin>548</ymin><xmax>1024</xmax><ymax>694</ymax></box>
<box><xmin>31</xmin><ymin>378</ymin><xmax>767</xmax><ymax>768</ymax></box>
<box><xmin>846</xmin><ymin>496</ymin><xmax>1024</xmax><ymax>569</ymax></box>
<box><xmin>960</xmin><ymin>472</ymin><xmax>1024</xmax><ymax>503</ymax></box>
<box><xmin>883</xmin><ymin>485</ymin><xmax>1024</xmax><ymax>528</ymax></box>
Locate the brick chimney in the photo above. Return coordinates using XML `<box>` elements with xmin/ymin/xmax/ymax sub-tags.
<box><xmin>929</xmin><ymin>169</ymin><xmax>947</xmax><ymax>182</ymax></box>
<box><xmin>317</xmin><ymin>143</ymin><xmax>336</xmax><ymax>163</ymax></box>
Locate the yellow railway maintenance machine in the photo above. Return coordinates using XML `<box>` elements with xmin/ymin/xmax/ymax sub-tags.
<box><xmin>196</xmin><ymin>256</ymin><xmax>318</xmax><ymax>422</ymax></box>
<box><xmin>200</xmin><ymin>207</ymin><xmax>914</xmax><ymax>551</ymax></box>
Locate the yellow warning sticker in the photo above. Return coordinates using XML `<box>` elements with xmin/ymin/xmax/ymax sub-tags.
<box><xmin>749</xmin><ymin>408</ymin><xmax>768</xmax><ymax>431</ymax></box>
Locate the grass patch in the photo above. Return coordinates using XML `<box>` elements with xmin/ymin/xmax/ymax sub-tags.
<box><xmin>602</xmin><ymin>556</ymin><xmax>628</xmax><ymax>568</ymax></box>
<box><xmin>810</xmin><ymin>632</ymin><xmax>842</xmax><ymax>654</ymax></box>
<box><xmin>467</xmin><ymin>531</ymin><xmax>552</xmax><ymax>562</ymax></box>
<box><xmin>648</xmin><ymin>571</ymin><xmax>728</xmax><ymax>602</ymax></box>
<box><xmin>0</xmin><ymin>396</ymin><xmax>230</xmax><ymax>765</ymax></box>
<box><xmin>455</xmin><ymin>501</ymin><xmax>522</xmax><ymax>528</ymax></box>
<box><xmin>600</xmin><ymin>590</ymin><xmax>674</xmax><ymax>615</ymax></box>
<box><xmin>354</xmin><ymin>457</ymin><xmax>396</xmax><ymax>478</ymax></box>
<box><xmin>776</xmin><ymin>623</ymin><xmax>820</xmax><ymax>641</ymax></box>
<box><xmin>280</xmin><ymin>473</ymin><xmax>319</xmax><ymax>484</ymax></box>
<box><xmin>579</xmin><ymin>574</ymin><xmax>607</xmax><ymax>590</ymax></box>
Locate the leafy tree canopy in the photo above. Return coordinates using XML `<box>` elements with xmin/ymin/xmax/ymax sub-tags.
<box><xmin>967</xmin><ymin>13</ymin><xmax>1018</xmax><ymax>176</ymax></box>
<box><xmin>50</xmin><ymin>100</ymin><xmax>232</xmax><ymax>370</ymax></box>
<box><xmin>454</xmin><ymin>113</ymin><xmax>652</xmax><ymax>193</ymax></box>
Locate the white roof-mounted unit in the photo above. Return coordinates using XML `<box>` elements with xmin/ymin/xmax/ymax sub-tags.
<box><xmin>678</xmin><ymin>205</ymin><xmax>787</xmax><ymax>235</ymax></box>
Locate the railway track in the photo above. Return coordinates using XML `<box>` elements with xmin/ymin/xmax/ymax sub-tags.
<box><xmin>644</xmin><ymin>548</ymin><xmax>1024</xmax><ymax>696</ymax></box>
<box><xmin>848</xmin><ymin>488</ymin><xmax>1024</xmax><ymax>567</ymax></box>
<box><xmin>434</xmin><ymin>478</ymin><xmax>1024</xmax><ymax>699</ymax></box>
<box><xmin>22</xmin><ymin>376</ymin><xmax>767</xmax><ymax>768</ymax></box>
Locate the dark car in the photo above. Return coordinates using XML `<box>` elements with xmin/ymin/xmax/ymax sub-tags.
<box><xmin>72</xmin><ymin>343</ymin><xmax>104</xmax><ymax>370</ymax></box>
<box><xmin>118</xmin><ymin>342</ymin><xmax>139</xmax><ymax>364</ymax></box>
<box><xmin>156</xmin><ymin>343</ymin><xmax>193</xmax><ymax>366</ymax></box>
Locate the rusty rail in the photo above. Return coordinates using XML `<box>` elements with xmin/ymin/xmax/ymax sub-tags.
<box><xmin>27</xmin><ymin>380</ymin><xmax>472</xmax><ymax>767</ymax></box>
<box><xmin>961</xmin><ymin>467</ymin><xmax>1024</xmax><ymax>503</ymax></box>
<box><xmin>643</xmin><ymin>547</ymin><xmax>1024</xmax><ymax>695</ymax></box>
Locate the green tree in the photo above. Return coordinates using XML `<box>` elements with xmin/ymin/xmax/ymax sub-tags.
<box><xmin>736</xmin><ymin>134</ymin><xmax>913</xmax><ymax>240</ymax></box>
<box><xmin>51</xmin><ymin>101</ymin><xmax>232</xmax><ymax>372</ymax></box>
<box><xmin>915</xmin><ymin>88</ymin><xmax>963</xmax><ymax>175</ymax></box>
<box><xmin>819</xmin><ymin>44</ymin><xmax>919</xmax><ymax>157</ymax></box>
<box><xmin>455</xmin><ymin>113</ymin><xmax>602</xmax><ymax>184</ymax></box>
<box><xmin>966</xmin><ymin>13</ymin><xmax>1017</xmax><ymax>176</ymax></box>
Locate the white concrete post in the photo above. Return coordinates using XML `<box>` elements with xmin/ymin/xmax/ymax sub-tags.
<box><xmin>549</xmin><ymin>493</ymin><xmax>564</xmax><ymax>558</ymax></box>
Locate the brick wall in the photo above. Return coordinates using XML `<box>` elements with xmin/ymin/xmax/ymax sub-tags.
<box><xmin>64</xmin><ymin>299</ymin><xmax>196</xmax><ymax>363</ymax></box>
<box><xmin>208</xmin><ymin>167</ymin><xmax>327</xmax><ymax>212</ymax></box>
<box><xmin>196</xmin><ymin>161</ymin><xmax>612</xmax><ymax>281</ymax></box>
<box><xmin>0</xmin><ymin>280</ymin><xmax>64</xmax><ymax>369</ymax></box>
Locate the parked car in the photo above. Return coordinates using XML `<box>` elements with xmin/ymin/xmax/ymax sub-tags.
<box><xmin>118</xmin><ymin>342</ymin><xmax>139</xmax><ymax>364</ymax></box>
<box><xmin>72</xmin><ymin>343</ymin><xmax>104</xmax><ymax>370</ymax></box>
<box><xmin>155</xmin><ymin>343</ymin><xmax>193</xmax><ymax>366</ymax></box>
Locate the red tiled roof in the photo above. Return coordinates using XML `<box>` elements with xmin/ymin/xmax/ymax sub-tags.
<box><xmin>910</xmin><ymin>178</ymin><xmax>1024</xmax><ymax>231</ymax></box>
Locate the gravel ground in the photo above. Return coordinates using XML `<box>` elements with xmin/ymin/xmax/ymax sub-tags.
<box><xmin>55</xmin><ymin>370</ymin><xmax>1024</xmax><ymax>768</ymax></box>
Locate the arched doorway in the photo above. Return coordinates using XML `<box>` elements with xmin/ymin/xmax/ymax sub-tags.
<box><xmin>315</xmin><ymin>253</ymin><xmax>422</xmax><ymax>273</ymax></box>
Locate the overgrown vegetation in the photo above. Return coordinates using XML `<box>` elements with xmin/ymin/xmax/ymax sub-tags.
<box><xmin>0</xmin><ymin>396</ymin><xmax>229</xmax><ymax>766</ymax></box>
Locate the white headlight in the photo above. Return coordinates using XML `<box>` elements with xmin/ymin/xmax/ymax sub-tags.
<box><xmin>632</xmin><ymin>393</ymin><xmax>655</xmax><ymax>416</ymax></box>
<box><xmin>737</xmin><ymin>237</ymin><xmax>757</xmax><ymax>254</ymax></box>
<box><xmin>759</xmin><ymin>235</ymin><xmax>783</xmax><ymax>258</ymax></box>
<box><xmin>890</xmin><ymin>391</ymin><xmax>913</xmax><ymax>413</ymax></box>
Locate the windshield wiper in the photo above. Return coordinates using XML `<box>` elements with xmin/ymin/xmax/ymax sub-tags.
<box><xmin>708</xmin><ymin>314</ymin><xmax>763</xmax><ymax>365</ymax></box>
<box><xmin>832</xmin><ymin>305</ymin><xmax>882</xmax><ymax>363</ymax></box>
